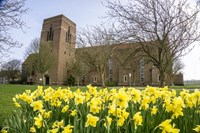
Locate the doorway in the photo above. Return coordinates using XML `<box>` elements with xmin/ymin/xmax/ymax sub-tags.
<box><xmin>45</xmin><ymin>76</ymin><xmax>50</xmax><ymax>85</ymax></box>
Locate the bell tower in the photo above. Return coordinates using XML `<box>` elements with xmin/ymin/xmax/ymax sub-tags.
<box><xmin>40</xmin><ymin>14</ymin><xmax>76</xmax><ymax>85</ymax></box>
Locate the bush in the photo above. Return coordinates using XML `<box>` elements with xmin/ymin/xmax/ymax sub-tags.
<box><xmin>106</xmin><ymin>81</ymin><xmax>117</xmax><ymax>87</ymax></box>
<box><xmin>9</xmin><ymin>80</ymin><xmax>23</xmax><ymax>84</ymax></box>
<box><xmin>2</xmin><ymin>85</ymin><xmax>200</xmax><ymax>133</ymax></box>
<box><xmin>67</xmin><ymin>75</ymin><xmax>75</xmax><ymax>86</ymax></box>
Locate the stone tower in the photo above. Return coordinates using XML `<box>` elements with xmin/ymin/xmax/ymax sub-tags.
<box><xmin>40</xmin><ymin>14</ymin><xmax>76</xmax><ymax>85</ymax></box>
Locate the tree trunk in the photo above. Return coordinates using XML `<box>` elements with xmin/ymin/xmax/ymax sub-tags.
<box><xmin>101</xmin><ymin>72</ymin><xmax>105</xmax><ymax>88</ymax></box>
<box><xmin>77</xmin><ymin>76</ymin><xmax>79</xmax><ymax>87</ymax></box>
<box><xmin>133</xmin><ymin>70</ymin><xmax>135</xmax><ymax>86</ymax></box>
<box><xmin>12</xmin><ymin>77</ymin><xmax>15</xmax><ymax>82</ymax></box>
<box><xmin>160</xmin><ymin>71</ymin><xmax>165</xmax><ymax>87</ymax></box>
<box><xmin>42</xmin><ymin>74</ymin><xmax>45</xmax><ymax>86</ymax></box>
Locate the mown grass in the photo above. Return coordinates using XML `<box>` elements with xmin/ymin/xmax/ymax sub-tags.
<box><xmin>0</xmin><ymin>84</ymin><xmax>37</xmax><ymax>126</ymax></box>
<box><xmin>0</xmin><ymin>84</ymin><xmax>85</xmax><ymax>126</ymax></box>
<box><xmin>169</xmin><ymin>85</ymin><xmax>200</xmax><ymax>90</ymax></box>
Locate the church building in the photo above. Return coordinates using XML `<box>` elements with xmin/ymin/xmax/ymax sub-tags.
<box><xmin>22</xmin><ymin>14</ymin><xmax>183</xmax><ymax>86</ymax></box>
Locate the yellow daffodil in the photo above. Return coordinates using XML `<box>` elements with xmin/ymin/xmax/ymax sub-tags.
<box><xmin>1</xmin><ymin>129</ymin><xmax>7</xmax><ymax>133</ymax></box>
<box><xmin>158</xmin><ymin>119</ymin><xmax>180</xmax><ymax>133</ymax></box>
<box><xmin>29</xmin><ymin>126</ymin><xmax>36</xmax><ymax>133</ymax></box>
<box><xmin>193</xmin><ymin>125</ymin><xmax>200</xmax><ymax>133</ymax></box>
<box><xmin>140</xmin><ymin>96</ymin><xmax>150</xmax><ymax>110</ymax></box>
<box><xmin>151</xmin><ymin>106</ymin><xmax>158</xmax><ymax>115</ymax></box>
<box><xmin>85</xmin><ymin>114</ymin><xmax>99</xmax><ymax>127</ymax></box>
<box><xmin>43</xmin><ymin>111</ymin><xmax>51</xmax><ymax>119</ymax></box>
<box><xmin>18</xmin><ymin>92</ymin><xmax>33</xmax><ymax>103</ymax></box>
<box><xmin>34</xmin><ymin>114</ymin><xmax>43</xmax><ymax>128</ymax></box>
<box><xmin>10</xmin><ymin>85</ymin><xmax>200</xmax><ymax>132</ymax></box>
<box><xmin>133</xmin><ymin>112</ymin><xmax>143</xmax><ymax>127</ymax></box>
<box><xmin>31</xmin><ymin>100</ymin><xmax>43</xmax><ymax>111</ymax></box>
<box><xmin>113</xmin><ymin>89</ymin><xmax>130</xmax><ymax>109</ymax></box>
<box><xmin>49</xmin><ymin>128</ymin><xmax>59</xmax><ymax>133</ymax></box>
<box><xmin>62</xmin><ymin>125</ymin><xmax>74</xmax><ymax>133</ymax></box>
<box><xmin>43</xmin><ymin>94</ymin><xmax>51</xmax><ymax>101</ymax></box>
<box><xmin>74</xmin><ymin>94</ymin><xmax>84</xmax><ymax>105</ymax></box>
<box><xmin>62</xmin><ymin>105</ymin><xmax>69</xmax><ymax>113</ymax></box>
<box><xmin>121</xmin><ymin>109</ymin><xmax>129</xmax><ymax>119</ymax></box>
<box><xmin>14</xmin><ymin>102</ymin><xmax>21</xmax><ymax>108</ymax></box>
<box><xmin>117</xmin><ymin>116</ymin><xmax>125</xmax><ymax>126</ymax></box>
<box><xmin>104</xmin><ymin>116</ymin><xmax>112</xmax><ymax>128</ymax></box>
<box><xmin>52</xmin><ymin>120</ymin><xmax>64</xmax><ymax>129</ymax></box>
<box><xmin>90</xmin><ymin>105</ymin><xmax>101</xmax><ymax>114</ymax></box>
<box><xmin>70</xmin><ymin>110</ymin><xmax>77</xmax><ymax>116</ymax></box>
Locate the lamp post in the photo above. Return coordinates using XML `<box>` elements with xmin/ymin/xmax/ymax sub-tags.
<box><xmin>129</xmin><ymin>73</ymin><xmax>131</xmax><ymax>86</ymax></box>
<box><xmin>39</xmin><ymin>78</ymin><xmax>42</xmax><ymax>85</ymax></box>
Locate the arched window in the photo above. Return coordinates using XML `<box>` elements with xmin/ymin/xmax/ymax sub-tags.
<box><xmin>66</xmin><ymin>26</ymin><xmax>71</xmax><ymax>44</ymax></box>
<box><xmin>93</xmin><ymin>76</ymin><xmax>97</xmax><ymax>82</ymax></box>
<box><xmin>123</xmin><ymin>75</ymin><xmax>127</xmax><ymax>82</ymax></box>
<box><xmin>140</xmin><ymin>59</ymin><xmax>144</xmax><ymax>83</ymax></box>
<box><xmin>46</xmin><ymin>24</ymin><xmax>54</xmax><ymax>41</ymax></box>
<box><xmin>108</xmin><ymin>59</ymin><xmax>113</xmax><ymax>82</ymax></box>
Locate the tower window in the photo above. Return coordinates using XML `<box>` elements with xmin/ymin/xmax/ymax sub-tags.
<box><xmin>110</xmin><ymin>76</ymin><xmax>113</xmax><ymax>82</ymax></box>
<box><xmin>66</xmin><ymin>26</ymin><xmax>71</xmax><ymax>44</ymax></box>
<box><xmin>108</xmin><ymin>59</ymin><xmax>113</xmax><ymax>82</ymax></box>
<box><xmin>47</xmin><ymin>24</ymin><xmax>54</xmax><ymax>41</ymax></box>
<box><xmin>140</xmin><ymin>59</ymin><xmax>145</xmax><ymax>83</ymax></box>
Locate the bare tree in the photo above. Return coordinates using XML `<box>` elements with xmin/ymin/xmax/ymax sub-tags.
<box><xmin>1</xmin><ymin>59</ymin><xmax>21</xmax><ymax>83</ymax></box>
<box><xmin>21</xmin><ymin>53</ymin><xmax>37</xmax><ymax>84</ymax></box>
<box><xmin>0</xmin><ymin>0</ymin><xmax>28</xmax><ymax>58</ymax></box>
<box><xmin>68</xmin><ymin>54</ymin><xmax>84</xmax><ymax>87</ymax></box>
<box><xmin>34</xmin><ymin>42</ymin><xmax>55</xmax><ymax>85</ymax></box>
<box><xmin>106</xmin><ymin>0</ymin><xmax>200</xmax><ymax>87</ymax></box>
<box><xmin>77</xmin><ymin>26</ymin><xmax>118</xmax><ymax>87</ymax></box>
<box><xmin>24</xmin><ymin>38</ymin><xmax>40</xmax><ymax>59</ymax></box>
<box><xmin>167</xmin><ymin>58</ymin><xmax>184</xmax><ymax>86</ymax></box>
<box><xmin>22</xmin><ymin>38</ymin><xmax>40</xmax><ymax>83</ymax></box>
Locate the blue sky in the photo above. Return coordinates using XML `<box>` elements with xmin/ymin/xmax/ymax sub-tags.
<box><xmin>10</xmin><ymin>0</ymin><xmax>107</xmax><ymax>58</ymax></box>
<box><xmin>9</xmin><ymin>0</ymin><xmax>200</xmax><ymax>80</ymax></box>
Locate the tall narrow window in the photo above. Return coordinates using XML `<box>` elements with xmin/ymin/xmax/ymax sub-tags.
<box><xmin>93</xmin><ymin>76</ymin><xmax>97</xmax><ymax>82</ymax></box>
<box><xmin>46</xmin><ymin>31</ymin><xmax>49</xmax><ymax>41</ymax></box>
<box><xmin>66</xmin><ymin>31</ymin><xmax>68</xmax><ymax>42</ymax></box>
<box><xmin>140</xmin><ymin>59</ymin><xmax>144</xmax><ymax>83</ymax></box>
<box><xmin>47</xmin><ymin>24</ymin><xmax>54</xmax><ymax>41</ymax></box>
<box><xmin>123</xmin><ymin>75</ymin><xmax>127</xmax><ymax>82</ymax></box>
<box><xmin>51</xmin><ymin>30</ymin><xmax>54</xmax><ymax>41</ymax></box>
<box><xmin>66</xmin><ymin>26</ymin><xmax>71</xmax><ymax>44</ymax></box>
<box><xmin>158</xmin><ymin>75</ymin><xmax>161</xmax><ymax>82</ymax></box>
<box><xmin>108</xmin><ymin>59</ymin><xmax>113</xmax><ymax>82</ymax></box>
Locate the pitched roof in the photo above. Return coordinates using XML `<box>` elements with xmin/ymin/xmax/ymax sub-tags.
<box><xmin>23</xmin><ymin>53</ymin><xmax>37</xmax><ymax>65</ymax></box>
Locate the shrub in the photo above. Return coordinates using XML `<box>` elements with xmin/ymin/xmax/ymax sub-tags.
<box><xmin>106</xmin><ymin>81</ymin><xmax>117</xmax><ymax>87</ymax></box>
<box><xmin>67</xmin><ymin>75</ymin><xmax>75</xmax><ymax>86</ymax></box>
<box><xmin>2</xmin><ymin>85</ymin><xmax>200</xmax><ymax>133</ymax></box>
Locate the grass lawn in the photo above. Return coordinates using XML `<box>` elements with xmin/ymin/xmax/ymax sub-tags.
<box><xmin>169</xmin><ymin>85</ymin><xmax>200</xmax><ymax>90</ymax></box>
<box><xmin>0</xmin><ymin>84</ymin><xmax>85</xmax><ymax>126</ymax></box>
<box><xmin>0</xmin><ymin>84</ymin><xmax>39</xmax><ymax>126</ymax></box>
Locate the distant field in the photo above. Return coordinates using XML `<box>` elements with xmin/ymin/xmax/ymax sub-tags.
<box><xmin>170</xmin><ymin>85</ymin><xmax>200</xmax><ymax>90</ymax></box>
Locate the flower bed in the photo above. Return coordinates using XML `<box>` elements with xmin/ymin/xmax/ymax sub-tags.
<box><xmin>1</xmin><ymin>85</ymin><xmax>200</xmax><ymax>133</ymax></box>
